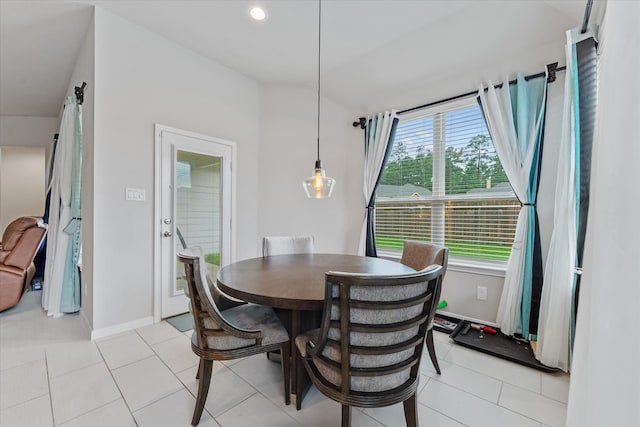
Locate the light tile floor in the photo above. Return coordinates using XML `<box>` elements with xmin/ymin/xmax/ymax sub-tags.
<box><xmin>0</xmin><ymin>291</ymin><xmax>570</xmax><ymax>426</ymax></box>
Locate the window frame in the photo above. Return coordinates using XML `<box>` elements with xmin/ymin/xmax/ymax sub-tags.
<box><xmin>375</xmin><ymin>96</ymin><xmax>517</xmax><ymax>270</ymax></box>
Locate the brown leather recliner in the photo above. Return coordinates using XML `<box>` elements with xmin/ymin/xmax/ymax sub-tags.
<box><xmin>0</xmin><ymin>217</ymin><xmax>47</xmax><ymax>312</ymax></box>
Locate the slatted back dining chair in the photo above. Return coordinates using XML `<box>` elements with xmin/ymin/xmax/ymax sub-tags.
<box><xmin>400</xmin><ymin>240</ymin><xmax>448</xmax><ymax>374</ymax></box>
<box><xmin>178</xmin><ymin>247</ymin><xmax>291</xmax><ymax>426</ymax></box>
<box><xmin>296</xmin><ymin>265</ymin><xmax>443</xmax><ymax>427</ymax></box>
<box><xmin>261</xmin><ymin>235</ymin><xmax>314</xmax><ymax>361</ymax></box>
<box><xmin>262</xmin><ymin>235</ymin><xmax>314</xmax><ymax>256</ymax></box>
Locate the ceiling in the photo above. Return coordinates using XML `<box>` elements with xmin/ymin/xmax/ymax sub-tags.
<box><xmin>0</xmin><ymin>0</ymin><xmax>586</xmax><ymax>118</ymax></box>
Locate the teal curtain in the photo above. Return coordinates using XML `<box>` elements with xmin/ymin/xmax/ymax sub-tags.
<box><xmin>478</xmin><ymin>74</ymin><xmax>547</xmax><ymax>338</ymax></box>
<box><xmin>43</xmin><ymin>95</ymin><xmax>83</xmax><ymax>315</ymax></box>
<box><xmin>536</xmin><ymin>28</ymin><xmax>597</xmax><ymax>371</ymax></box>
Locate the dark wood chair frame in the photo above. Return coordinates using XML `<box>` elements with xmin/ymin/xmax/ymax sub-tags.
<box><xmin>179</xmin><ymin>252</ymin><xmax>291</xmax><ymax>426</ymax></box>
<box><xmin>297</xmin><ymin>265</ymin><xmax>443</xmax><ymax>427</ymax></box>
<box><xmin>400</xmin><ymin>241</ymin><xmax>449</xmax><ymax>375</ymax></box>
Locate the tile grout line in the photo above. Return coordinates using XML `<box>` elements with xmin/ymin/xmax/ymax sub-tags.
<box><xmin>93</xmin><ymin>336</ymin><xmax>141</xmax><ymax>427</ymax></box>
<box><xmin>44</xmin><ymin>354</ymin><xmax>56</xmax><ymax>427</ymax></box>
<box><xmin>120</xmin><ymin>328</ymin><xmax>191</xmax><ymax>417</ymax></box>
<box><xmin>210</xmin><ymin>359</ymin><xmax>262</xmax><ymax>421</ymax></box>
<box><xmin>416</xmin><ymin>400</ymin><xmax>470</xmax><ymax>427</ymax></box>
<box><xmin>425</xmin><ymin>375</ymin><xmax>551</xmax><ymax>426</ymax></box>
<box><xmin>150</xmin><ymin>330</ymin><xmax>226</xmax><ymax>425</ymax></box>
<box><xmin>252</xmin><ymin>388</ymin><xmax>303</xmax><ymax>427</ymax></box>
<box><xmin>0</xmin><ymin>359</ymin><xmax>49</xmax><ymax>411</ymax></box>
<box><xmin>502</xmin><ymin>380</ymin><xmax>570</xmax><ymax>405</ymax></box>
<box><xmin>45</xmin><ymin>347</ymin><xmax>123</xmax><ymax>426</ymax></box>
<box><xmin>221</xmin><ymin>354</ymin><xmax>308</xmax><ymax>424</ymax></box>
<box><xmin>428</xmin><ymin>376</ymin><xmax>501</xmax><ymax>406</ymax></box>
<box><xmin>495</xmin><ymin>381</ymin><xmax>562</xmax><ymax>426</ymax></box>
<box><xmin>443</xmin><ymin>350</ymin><xmax>542</xmax><ymax>393</ymax></box>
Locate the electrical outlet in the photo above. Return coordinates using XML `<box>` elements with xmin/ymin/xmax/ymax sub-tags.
<box><xmin>477</xmin><ymin>286</ymin><xmax>488</xmax><ymax>301</ymax></box>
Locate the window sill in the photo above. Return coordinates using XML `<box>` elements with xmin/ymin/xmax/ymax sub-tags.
<box><xmin>377</xmin><ymin>250</ymin><xmax>507</xmax><ymax>278</ymax></box>
<box><xmin>447</xmin><ymin>259</ymin><xmax>506</xmax><ymax>277</ymax></box>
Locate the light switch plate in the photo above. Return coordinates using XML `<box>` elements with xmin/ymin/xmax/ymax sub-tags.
<box><xmin>125</xmin><ymin>188</ymin><xmax>146</xmax><ymax>201</ymax></box>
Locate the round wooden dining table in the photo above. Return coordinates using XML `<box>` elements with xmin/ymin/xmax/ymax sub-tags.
<box><xmin>216</xmin><ymin>253</ymin><xmax>414</xmax><ymax>310</ymax></box>
<box><xmin>216</xmin><ymin>253</ymin><xmax>415</xmax><ymax>406</ymax></box>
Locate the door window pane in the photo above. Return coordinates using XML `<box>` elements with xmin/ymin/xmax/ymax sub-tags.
<box><xmin>174</xmin><ymin>150</ymin><xmax>222</xmax><ymax>293</ymax></box>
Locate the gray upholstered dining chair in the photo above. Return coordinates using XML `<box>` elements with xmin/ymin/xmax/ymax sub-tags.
<box><xmin>400</xmin><ymin>240</ymin><xmax>448</xmax><ymax>374</ymax></box>
<box><xmin>295</xmin><ymin>265</ymin><xmax>444</xmax><ymax>427</ymax></box>
<box><xmin>262</xmin><ymin>235</ymin><xmax>315</xmax><ymax>256</ymax></box>
<box><xmin>262</xmin><ymin>235</ymin><xmax>314</xmax><ymax>362</ymax></box>
<box><xmin>178</xmin><ymin>248</ymin><xmax>291</xmax><ymax>426</ymax></box>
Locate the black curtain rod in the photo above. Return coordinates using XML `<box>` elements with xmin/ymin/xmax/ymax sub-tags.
<box><xmin>353</xmin><ymin>62</ymin><xmax>565</xmax><ymax>128</ymax></box>
<box><xmin>581</xmin><ymin>0</ymin><xmax>593</xmax><ymax>34</ymax></box>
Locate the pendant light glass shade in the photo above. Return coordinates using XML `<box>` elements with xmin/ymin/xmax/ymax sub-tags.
<box><xmin>302</xmin><ymin>0</ymin><xmax>335</xmax><ymax>199</ymax></box>
<box><xmin>303</xmin><ymin>160</ymin><xmax>335</xmax><ymax>198</ymax></box>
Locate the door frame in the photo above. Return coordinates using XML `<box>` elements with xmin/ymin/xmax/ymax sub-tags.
<box><xmin>153</xmin><ymin>124</ymin><xmax>237</xmax><ymax>323</ymax></box>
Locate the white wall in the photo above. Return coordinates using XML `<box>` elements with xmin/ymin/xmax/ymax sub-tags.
<box><xmin>0</xmin><ymin>115</ymin><xmax>58</xmax><ymax>231</ymax></box>
<box><xmin>364</xmin><ymin>40</ymin><xmax>566</xmax><ymax>115</ymax></box>
<box><xmin>91</xmin><ymin>7</ymin><xmax>261</xmax><ymax>331</ymax></box>
<box><xmin>0</xmin><ymin>116</ymin><xmax>59</xmax><ymax>148</ymax></box>
<box><xmin>257</xmin><ymin>84</ymin><xmax>363</xmax><ymax>255</ymax></box>
<box><xmin>0</xmin><ymin>147</ymin><xmax>45</xmax><ymax>232</ymax></box>
<box><xmin>567</xmin><ymin>2</ymin><xmax>640</xmax><ymax>423</ymax></box>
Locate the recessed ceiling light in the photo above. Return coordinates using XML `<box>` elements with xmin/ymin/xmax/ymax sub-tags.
<box><xmin>249</xmin><ymin>7</ymin><xmax>267</xmax><ymax>21</ymax></box>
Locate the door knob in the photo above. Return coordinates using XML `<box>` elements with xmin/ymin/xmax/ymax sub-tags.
<box><xmin>163</xmin><ymin>231</ymin><xmax>173</xmax><ymax>237</ymax></box>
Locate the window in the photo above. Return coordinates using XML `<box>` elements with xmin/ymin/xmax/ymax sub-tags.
<box><xmin>375</xmin><ymin>98</ymin><xmax>519</xmax><ymax>262</ymax></box>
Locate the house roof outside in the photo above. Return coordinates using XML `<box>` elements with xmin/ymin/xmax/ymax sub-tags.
<box><xmin>376</xmin><ymin>181</ymin><xmax>515</xmax><ymax>200</ymax></box>
<box><xmin>376</xmin><ymin>183</ymin><xmax>432</xmax><ymax>200</ymax></box>
<box><xmin>465</xmin><ymin>181</ymin><xmax>514</xmax><ymax>195</ymax></box>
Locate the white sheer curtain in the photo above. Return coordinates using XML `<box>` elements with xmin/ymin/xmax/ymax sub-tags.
<box><xmin>358</xmin><ymin>111</ymin><xmax>397</xmax><ymax>256</ymax></box>
<box><xmin>535</xmin><ymin>28</ymin><xmax>592</xmax><ymax>372</ymax></box>
<box><xmin>478</xmin><ymin>76</ymin><xmax>547</xmax><ymax>337</ymax></box>
<box><xmin>567</xmin><ymin>1</ymin><xmax>640</xmax><ymax>425</ymax></box>
<box><xmin>43</xmin><ymin>96</ymin><xmax>80</xmax><ymax>316</ymax></box>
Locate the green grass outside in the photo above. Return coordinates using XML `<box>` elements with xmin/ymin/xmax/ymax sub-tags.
<box><xmin>376</xmin><ymin>236</ymin><xmax>511</xmax><ymax>261</ymax></box>
<box><xmin>205</xmin><ymin>253</ymin><xmax>220</xmax><ymax>266</ymax></box>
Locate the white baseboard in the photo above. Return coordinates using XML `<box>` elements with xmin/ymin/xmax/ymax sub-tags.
<box><xmin>436</xmin><ymin>310</ymin><xmax>498</xmax><ymax>328</ymax></box>
<box><xmin>79</xmin><ymin>309</ymin><xmax>92</xmax><ymax>338</ymax></box>
<box><xmin>90</xmin><ymin>316</ymin><xmax>154</xmax><ymax>341</ymax></box>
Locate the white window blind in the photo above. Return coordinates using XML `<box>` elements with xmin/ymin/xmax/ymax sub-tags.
<box><xmin>375</xmin><ymin>99</ymin><xmax>519</xmax><ymax>261</ymax></box>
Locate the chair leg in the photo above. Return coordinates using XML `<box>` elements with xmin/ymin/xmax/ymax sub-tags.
<box><xmin>426</xmin><ymin>329</ymin><xmax>441</xmax><ymax>374</ymax></box>
<box><xmin>295</xmin><ymin>348</ymin><xmax>305</xmax><ymax>410</ymax></box>
<box><xmin>341</xmin><ymin>405</ymin><xmax>351</xmax><ymax>427</ymax></box>
<box><xmin>280</xmin><ymin>342</ymin><xmax>291</xmax><ymax>405</ymax></box>
<box><xmin>403</xmin><ymin>393</ymin><xmax>418</xmax><ymax>427</ymax></box>
<box><xmin>192</xmin><ymin>359</ymin><xmax>213</xmax><ymax>426</ymax></box>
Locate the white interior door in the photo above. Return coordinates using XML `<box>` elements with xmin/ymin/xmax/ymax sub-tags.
<box><xmin>157</xmin><ymin>127</ymin><xmax>233</xmax><ymax>319</ymax></box>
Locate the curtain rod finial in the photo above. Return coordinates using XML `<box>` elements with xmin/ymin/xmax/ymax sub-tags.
<box><xmin>74</xmin><ymin>82</ymin><xmax>87</xmax><ymax>105</ymax></box>
<box><xmin>353</xmin><ymin>117</ymin><xmax>366</xmax><ymax>129</ymax></box>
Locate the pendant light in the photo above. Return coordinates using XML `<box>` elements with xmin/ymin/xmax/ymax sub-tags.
<box><xmin>302</xmin><ymin>0</ymin><xmax>335</xmax><ymax>199</ymax></box>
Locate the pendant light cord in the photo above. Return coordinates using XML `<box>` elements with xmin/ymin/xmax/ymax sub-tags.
<box><xmin>316</xmin><ymin>0</ymin><xmax>321</xmax><ymax>162</ymax></box>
